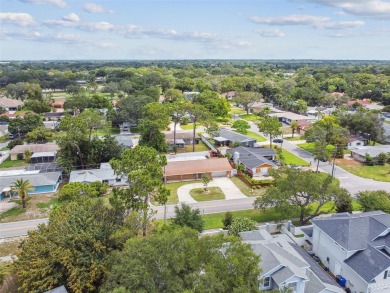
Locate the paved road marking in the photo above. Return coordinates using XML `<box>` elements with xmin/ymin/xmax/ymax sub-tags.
<box><xmin>0</xmin><ymin>225</ymin><xmax>39</xmax><ymax>232</ymax></box>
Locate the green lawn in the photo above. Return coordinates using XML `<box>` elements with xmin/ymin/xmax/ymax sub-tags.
<box><xmin>190</xmin><ymin>187</ymin><xmax>225</xmax><ymax>201</ymax></box>
<box><xmin>0</xmin><ymin>207</ymin><xmax>26</xmax><ymax>221</ymax></box>
<box><xmin>282</xmin><ymin>149</ymin><xmax>310</xmax><ymax>165</ymax></box>
<box><xmin>240</xmin><ymin>114</ymin><xmax>259</xmax><ymax>121</ymax></box>
<box><xmin>158</xmin><ymin>180</ymin><xmax>202</xmax><ymax>205</ymax></box>
<box><xmin>336</xmin><ymin>161</ymin><xmax>390</xmax><ymax>182</ymax></box>
<box><xmin>0</xmin><ymin>135</ymin><xmax>9</xmax><ymax>143</ymax></box>
<box><xmin>177</xmin><ymin>142</ymin><xmax>210</xmax><ymax>153</ymax></box>
<box><xmin>229</xmin><ymin>108</ymin><xmax>247</xmax><ymax>115</ymax></box>
<box><xmin>230</xmin><ymin>176</ymin><xmax>267</xmax><ymax>197</ymax></box>
<box><xmin>180</xmin><ymin>123</ymin><xmax>195</xmax><ymax>130</ymax></box>
<box><xmin>92</xmin><ymin>127</ymin><xmax>121</xmax><ymax>136</ymax></box>
<box><xmin>0</xmin><ymin>160</ymin><xmax>27</xmax><ymax>169</ymax></box>
<box><xmin>246</xmin><ymin>131</ymin><xmax>267</xmax><ymax>142</ymax></box>
<box><xmin>202</xmin><ymin>208</ymin><xmax>283</xmax><ymax>230</ymax></box>
<box><xmin>298</xmin><ymin>142</ymin><xmax>349</xmax><ymax>155</ymax></box>
<box><xmin>0</xmin><ymin>147</ymin><xmax>9</xmax><ymax>151</ymax></box>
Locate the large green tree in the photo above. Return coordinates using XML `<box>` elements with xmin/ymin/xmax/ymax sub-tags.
<box><xmin>258</xmin><ymin>116</ymin><xmax>282</xmax><ymax>147</ymax></box>
<box><xmin>25</xmin><ymin>126</ymin><xmax>54</xmax><ymax>144</ymax></box>
<box><xmin>234</xmin><ymin>91</ymin><xmax>262</xmax><ymax>114</ymax></box>
<box><xmin>254</xmin><ymin>169</ymin><xmax>351</xmax><ymax>225</ymax></box>
<box><xmin>357</xmin><ymin>190</ymin><xmax>390</xmax><ymax>213</ymax></box>
<box><xmin>8</xmin><ymin>113</ymin><xmax>43</xmax><ymax>135</ymax></box>
<box><xmin>194</xmin><ymin>90</ymin><xmax>230</xmax><ymax>117</ymax></box>
<box><xmin>14</xmin><ymin>198</ymin><xmax>125</xmax><ymax>293</ymax></box>
<box><xmin>171</xmin><ymin>203</ymin><xmax>204</xmax><ymax>232</ymax></box>
<box><xmin>102</xmin><ymin>228</ymin><xmax>262</xmax><ymax>293</ymax></box>
<box><xmin>110</xmin><ymin>146</ymin><xmax>169</xmax><ymax>236</ymax></box>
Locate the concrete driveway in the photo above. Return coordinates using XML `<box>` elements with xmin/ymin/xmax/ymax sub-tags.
<box><xmin>177</xmin><ymin>177</ymin><xmax>247</xmax><ymax>203</ymax></box>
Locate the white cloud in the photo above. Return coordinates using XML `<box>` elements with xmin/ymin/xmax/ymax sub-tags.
<box><xmin>18</xmin><ymin>0</ymin><xmax>67</xmax><ymax>9</ymax></box>
<box><xmin>43</xmin><ymin>19</ymin><xmax>77</xmax><ymax>28</ymax></box>
<box><xmin>305</xmin><ymin>0</ymin><xmax>390</xmax><ymax>19</ymax></box>
<box><xmin>314</xmin><ymin>20</ymin><xmax>365</xmax><ymax>29</ymax></box>
<box><xmin>0</xmin><ymin>29</ymin><xmax>41</xmax><ymax>40</ymax></box>
<box><xmin>255</xmin><ymin>28</ymin><xmax>285</xmax><ymax>37</ymax></box>
<box><xmin>249</xmin><ymin>14</ymin><xmax>330</xmax><ymax>26</ymax></box>
<box><xmin>83</xmin><ymin>2</ymin><xmax>110</xmax><ymax>13</ymax></box>
<box><xmin>62</xmin><ymin>13</ymin><xmax>80</xmax><ymax>22</ymax></box>
<box><xmin>79</xmin><ymin>22</ymin><xmax>116</xmax><ymax>31</ymax></box>
<box><xmin>0</xmin><ymin>13</ymin><xmax>36</xmax><ymax>27</ymax></box>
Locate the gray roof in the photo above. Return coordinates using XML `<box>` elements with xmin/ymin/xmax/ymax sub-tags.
<box><xmin>239</xmin><ymin>230</ymin><xmax>266</xmax><ymax>241</ymax></box>
<box><xmin>44</xmin><ymin>285</ymin><xmax>68</xmax><ymax>293</ymax></box>
<box><xmin>217</xmin><ymin>128</ymin><xmax>256</xmax><ymax>143</ymax></box>
<box><xmin>70</xmin><ymin>169</ymin><xmax>116</xmax><ymax>183</ymax></box>
<box><xmin>290</xmin><ymin>242</ymin><xmax>340</xmax><ymax>287</ymax></box>
<box><xmin>250</xmin><ymin>243</ymin><xmax>281</xmax><ymax>274</ymax></box>
<box><xmin>304</xmin><ymin>270</ymin><xmax>327</xmax><ymax>293</ymax></box>
<box><xmin>351</xmin><ymin>145</ymin><xmax>390</xmax><ymax>158</ymax></box>
<box><xmin>227</xmin><ymin>146</ymin><xmax>276</xmax><ymax>169</ymax></box>
<box><xmin>312</xmin><ymin>211</ymin><xmax>390</xmax><ymax>251</ymax></box>
<box><xmin>272</xmin><ymin>266</ymin><xmax>295</xmax><ymax>286</ymax></box>
<box><xmin>0</xmin><ymin>172</ymin><xmax>61</xmax><ymax>192</ymax></box>
<box><xmin>31</xmin><ymin>151</ymin><xmax>56</xmax><ymax>158</ymax></box>
<box><xmin>344</xmin><ymin>244</ymin><xmax>390</xmax><ymax>282</ymax></box>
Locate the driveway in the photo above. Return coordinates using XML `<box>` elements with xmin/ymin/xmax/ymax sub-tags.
<box><xmin>177</xmin><ymin>177</ymin><xmax>247</xmax><ymax>203</ymax></box>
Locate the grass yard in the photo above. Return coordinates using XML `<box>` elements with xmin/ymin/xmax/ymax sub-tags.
<box><xmin>202</xmin><ymin>208</ymin><xmax>284</xmax><ymax>230</ymax></box>
<box><xmin>190</xmin><ymin>187</ymin><xmax>225</xmax><ymax>201</ymax></box>
<box><xmin>0</xmin><ymin>160</ymin><xmax>27</xmax><ymax>169</ymax></box>
<box><xmin>336</xmin><ymin>159</ymin><xmax>390</xmax><ymax>182</ymax></box>
<box><xmin>0</xmin><ymin>239</ymin><xmax>22</xmax><ymax>257</ymax></box>
<box><xmin>298</xmin><ymin>142</ymin><xmax>351</xmax><ymax>156</ymax></box>
<box><xmin>0</xmin><ymin>193</ymin><xmax>58</xmax><ymax>223</ymax></box>
<box><xmin>92</xmin><ymin>127</ymin><xmax>121</xmax><ymax>136</ymax></box>
<box><xmin>177</xmin><ymin>142</ymin><xmax>210</xmax><ymax>153</ymax></box>
<box><xmin>0</xmin><ymin>147</ymin><xmax>9</xmax><ymax>151</ymax></box>
<box><xmin>229</xmin><ymin>107</ymin><xmax>247</xmax><ymax>115</ymax></box>
<box><xmin>282</xmin><ymin>149</ymin><xmax>310</xmax><ymax>165</ymax></box>
<box><xmin>130</xmin><ymin>126</ymin><xmax>140</xmax><ymax>133</ymax></box>
<box><xmin>156</xmin><ymin>180</ymin><xmax>202</xmax><ymax>205</ymax></box>
<box><xmin>180</xmin><ymin>123</ymin><xmax>195</xmax><ymax>130</ymax></box>
<box><xmin>230</xmin><ymin>176</ymin><xmax>267</xmax><ymax>197</ymax></box>
<box><xmin>246</xmin><ymin>131</ymin><xmax>267</xmax><ymax>142</ymax></box>
<box><xmin>0</xmin><ymin>135</ymin><xmax>9</xmax><ymax>143</ymax></box>
<box><xmin>240</xmin><ymin>114</ymin><xmax>259</xmax><ymax>121</ymax></box>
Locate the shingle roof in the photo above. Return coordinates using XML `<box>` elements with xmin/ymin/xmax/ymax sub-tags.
<box><xmin>311</xmin><ymin>211</ymin><xmax>390</xmax><ymax>251</ymax></box>
<box><xmin>10</xmin><ymin>144</ymin><xmax>59</xmax><ymax>155</ymax></box>
<box><xmin>0</xmin><ymin>172</ymin><xmax>61</xmax><ymax>193</ymax></box>
<box><xmin>218</xmin><ymin>128</ymin><xmax>256</xmax><ymax>143</ymax></box>
<box><xmin>351</xmin><ymin>146</ymin><xmax>390</xmax><ymax>158</ymax></box>
<box><xmin>272</xmin><ymin>267</ymin><xmax>295</xmax><ymax>286</ymax></box>
<box><xmin>239</xmin><ymin>230</ymin><xmax>267</xmax><ymax>241</ymax></box>
<box><xmin>344</xmin><ymin>244</ymin><xmax>390</xmax><ymax>282</ymax></box>
<box><xmin>69</xmin><ymin>169</ymin><xmax>116</xmax><ymax>182</ymax></box>
<box><xmin>0</xmin><ymin>97</ymin><xmax>24</xmax><ymax>108</ymax></box>
<box><xmin>227</xmin><ymin>146</ymin><xmax>276</xmax><ymax>169</ymax></box>
<box><xmin>164</xmin><ymin>158</ymin><xmax>233</xmax><ymax>176</ymax></box>
<box><xmin>250</xmin><ymin>243</ymin><xmax>281</xmax><ymax>274</ymax></box>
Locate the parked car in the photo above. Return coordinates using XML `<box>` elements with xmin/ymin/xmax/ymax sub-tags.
<box><xmin>289</xmin><ymin>164</ymin><xmax>302</xmax><ymax>170</ymax></box>
<box><xmin>272</xmin><ymin>138</ymin><xmax>283</xmax><ymax>143</ymax></box>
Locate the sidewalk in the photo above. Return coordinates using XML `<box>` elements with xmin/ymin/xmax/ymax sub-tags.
<box><xmin>177</xmin><ymin>177</ymin><xmax>247</xmax><ymax>204</ymax></box>
<box><xmin>0</xmin><ymin>200</ymin><xmax>17</xmax><ymax>214</ymax></box>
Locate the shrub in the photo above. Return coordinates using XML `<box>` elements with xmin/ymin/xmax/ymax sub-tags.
<box><xmin>222</xmin><ymin>211</ymin><xmax>233</xmax><ymax>230</ymax></box>
<box><xmin>228</xmin><ymin>217</ymin><xmax>257</xmax><ymax>236</ymax></box>
<box><xmin>7</xmin><ymin>139</ymin><xmax>23</xmax><ymax>149</ymax></box>
<box><xmin>16</xmin><ymin>153</ymin><xmax>23</xmax><ymax>160</ymax></box>
<box><xmin>58</xmin><ymin>181</ymin><xmax>108</xmax><ymax>201</ymax></box>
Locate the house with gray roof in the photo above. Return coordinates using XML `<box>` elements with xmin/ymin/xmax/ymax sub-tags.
<box><xmin>239</xmin><ymin>230</ymin><xmax>343</xmax><ymax>293</ymax></box>
<box><xmin>69</xmin><ymin>163</ymin><xmax>127</xmax><ymax>186</ymax></box>
<box><xmin>308</xmin><ymin>211</ymin><xmax>390</xmax><ymax>293</ymax></box>
<box><xmin>350</xmin><ymin>145</ymin><xmax>390</xmax><ymax>163</ymax></box>
<box><xmin>227</xmin><ymin>146</ymin><xmax>276</xmax><ymax>176</ymax></box>
<box><xmin>213</xmin><ymin>128</ymin><xmax>257</xmax><ymax>147</ymax></box>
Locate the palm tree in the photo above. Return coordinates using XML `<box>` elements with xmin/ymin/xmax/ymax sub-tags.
<box><xmin>290</xmin><ymin>121</ymin><xmax>299</xmax><ymax>138</ymax></box>
<box><xmin>11</xmin><ymin>179</ymin><xmax>34</xmax><ymax>208</ymax></box>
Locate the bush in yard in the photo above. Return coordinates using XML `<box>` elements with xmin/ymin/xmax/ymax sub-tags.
<box><xmin>58</xmin><ymin>181</ymin><xmax>108</xmax><ymax>201</ymax></box>
<box><xmin>222</xmin><ymin>211</ymin><xmax>233</xmax><ymax>230</ymax></box>
<box><xmin>8</xmin><ymin>138</ymin><xmax>24</xmax><ymax>150</ymax></box>
<box><xmin>171</xmin><ymin>203</ymin><xmax>204</xmax><ymax>232</ymax></box>
<box><xmin>16</xmin><ymin>153</ymin><xmax>23</xmax><ymax>160</ymax></box>
<box><xmin>228</xmin><ymin>217</ymin><xmax>257</xmax><ymax>236</ymax></box>
<box><xmin>357</xmin><ymin>190</ymin><xmax>390</xmax><ymax>213</ymax></box>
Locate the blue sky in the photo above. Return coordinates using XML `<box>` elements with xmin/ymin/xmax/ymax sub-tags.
<box><xmin>1</xmin><ymin>0</ymin><xmax>390</xmax><ymax>60</ymax></box>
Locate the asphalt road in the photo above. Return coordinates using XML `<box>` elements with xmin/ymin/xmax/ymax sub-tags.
<box><xmin>249</xmin><ymin>122</ymin><xmax>390</xmax><ymax>195</ymax></box>
<box><xmin>0</xmin><ymin>198</ymin><xmax>255</xmax><ymax>238</ymax></box>
<box><xmin>0</xmin><ymin>218</ymin><xmax>48</xmax><ymax>238</ymax></box>
<box><xmin>2</xmin><ymin>122</ymin><xmax>389</xmax><ymax>238</ymax></box>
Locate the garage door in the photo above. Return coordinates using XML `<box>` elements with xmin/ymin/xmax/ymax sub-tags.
<box><xmin>211</xmin><ymin>171</ymin><xmax>226</xmax><ymax>178</ymax></box>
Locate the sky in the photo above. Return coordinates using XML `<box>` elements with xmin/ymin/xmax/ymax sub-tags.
<box><xmin>1</xmin><ymin>0</ymin><xmax>390</xmax><ymax>60</ymax></box>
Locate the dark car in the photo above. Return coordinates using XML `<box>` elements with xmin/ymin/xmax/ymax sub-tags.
<box><xmin>272</xmin><ymin>138</ymin><xmax>283</xmax><ymax>143</ymax></box>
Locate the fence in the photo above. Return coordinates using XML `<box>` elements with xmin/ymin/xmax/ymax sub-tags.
<box><xmin>200</xmin><ymin>134</ymin><xmax>217</xmax><ymax>152</ymax></box>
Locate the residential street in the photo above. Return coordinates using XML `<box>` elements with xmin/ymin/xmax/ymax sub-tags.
<box><xmin>249</xmin><ymin>122</ymin><xmax>390</xmax><ymax>195</ymax></box>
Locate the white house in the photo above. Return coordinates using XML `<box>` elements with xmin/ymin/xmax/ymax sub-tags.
<box><xmin>239</xmin><ymin>230</ymin><xmax>344</xmax><ymax>293</ymax></box>
<box><xmin>69</xmin><ymin>163</ymin><xmax>127</xmax><ymax>186</ymax></box>
<box><xmin>347</xmin><ymin>135</ymin><xmax>366</xmax><ymax>150</ymax></box>
<box><xmin>309</xmin><ymin>211</ymin><xmax>390</xmax><ymax>293</ymax></box>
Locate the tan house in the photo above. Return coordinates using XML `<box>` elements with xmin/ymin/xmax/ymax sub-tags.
<box><xmin>9</xmin><ymin>143</ymin><xmax>59</xmax><ymax>160</ymax></box>
<box><xmin>0</xmin><ymin>96</ymin><xmax>24</xmax><ymax>113</ymax></box>
<box><xmin>163</xmin><ymin>158</ymin><xmax>233</xmax><ymax>182</ymax></box>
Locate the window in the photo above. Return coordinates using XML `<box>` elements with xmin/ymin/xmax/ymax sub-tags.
<box><xmin>263</xmin><ymin>277</ymin><xmax>270</xmax><ymax>287</ymax></box>
<box><xmin>102</xmin><ymin>180</ymin><xmax>109</xmax><ymax>184</ymax></box>
<box><xmin>116</xmin><ymin>177</ymin><xmax>121</xmax><ymax>182</ymax></box>
<box><xmin>384</xmin><ymin>270</ymin><xmax>390</xmax><ymax>279</ymax></box>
